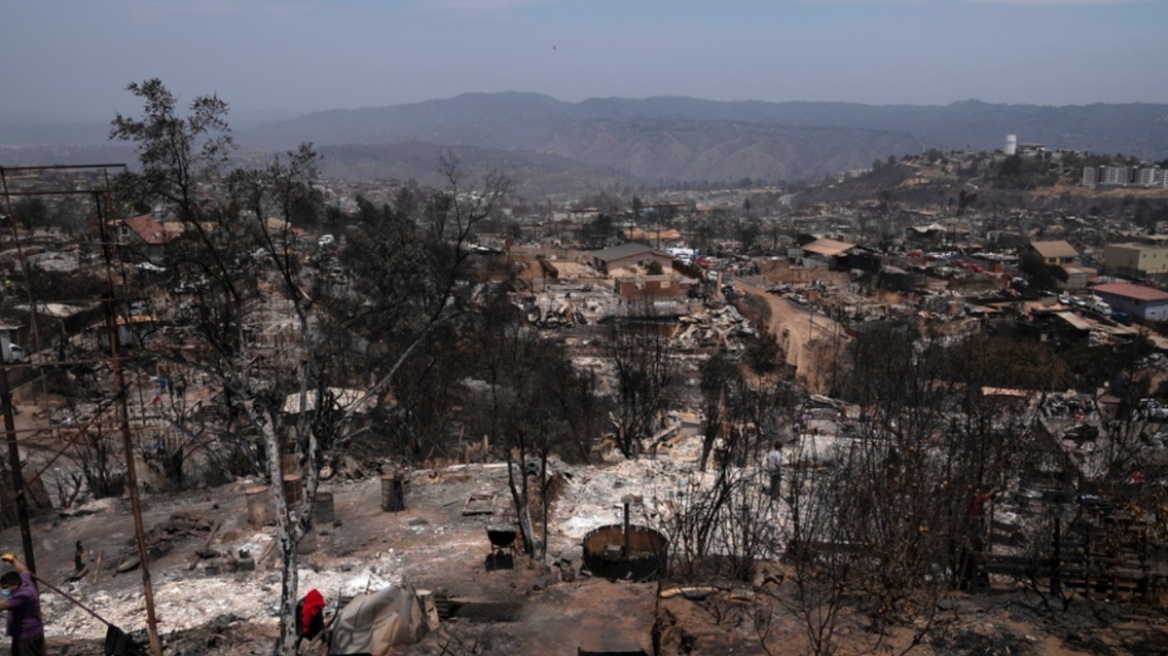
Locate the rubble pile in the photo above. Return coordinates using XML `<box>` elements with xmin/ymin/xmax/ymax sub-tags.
<box><xmin>515</xmin><ymin>287</ymin><xmax>617</xmax><ymax>328</ymax></box>
<box><xmin>143</xmin><ymin>512</ymin><xmax>216</xmax><ymax>553</ymax></box>
<box><xmin>671</xmin><ymin>305</ymin><xmax>754</xmax><ymax>352</ymax></box>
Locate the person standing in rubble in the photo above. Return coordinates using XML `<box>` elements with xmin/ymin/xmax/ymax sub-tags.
<box><xmin>960</xmin><ymin>485</ymin><xmax>998</xmax><ymax>590</ymax></box>
<box><xmin>966</xmin><ymin>486</ymin><xmax>997</xmax><ymax>541</ymax></box>
<box><xmin>766</xmin><ymin>441</ymin><xmax>784</xmax><ymax>500</ymax></box>
<box><xmin>0</xmin><ymin>554</ymin><xmax>44</xmax><ymax>656</ymax></box>
<box><xmin>712</xmin><ymin>434</ymin><xmax>728</xmax><ymax>470</ymax></box>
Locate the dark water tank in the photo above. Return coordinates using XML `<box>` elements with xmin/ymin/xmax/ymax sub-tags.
<box><xmin>581</xmin><ymin>524</ymin><xmax>668</xmax><ymax>582</ymax></box>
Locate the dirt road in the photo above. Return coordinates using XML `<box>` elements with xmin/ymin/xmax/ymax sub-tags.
<box><xmin>737</xmin><ymin>281</ymin><xmax>847</xmax><ymax>392</ymax></box>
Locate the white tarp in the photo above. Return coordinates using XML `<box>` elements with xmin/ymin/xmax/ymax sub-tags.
<box><xmin>329</xmin><ymin>586</ymin><xmax>424</xmax><ymax>656</ymax></box>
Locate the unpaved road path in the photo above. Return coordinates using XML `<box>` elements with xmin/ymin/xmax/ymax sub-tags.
<box><xmin>737</xmin><ymin>281</ymin><xmax>847</xmax><ymax>392</ymax></box>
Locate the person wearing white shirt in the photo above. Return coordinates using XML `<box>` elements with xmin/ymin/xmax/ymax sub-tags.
<box><xmin>765</xmin><ymin>442</ymin><xmax>783</xmax><ymax>500</ymax></box>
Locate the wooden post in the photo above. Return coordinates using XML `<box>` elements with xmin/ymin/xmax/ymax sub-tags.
<box><xmin>620</xmin><ymin>495</ymin><xmax>642</xmax><ymax>558</ymax></box>
<box><xmin>381</xmin><ymin>472</ymin><xmax>405</xmax><ymax>512</ymax></box>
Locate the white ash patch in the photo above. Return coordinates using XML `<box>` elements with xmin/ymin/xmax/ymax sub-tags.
<box><xmin>43</xmin><ymin>541</ymin><xmax>404</xmax><ymax>639</ymax></box>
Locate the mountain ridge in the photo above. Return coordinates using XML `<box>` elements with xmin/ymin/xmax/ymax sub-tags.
<box><xmin>4</xmin><ymin>93</ymin><xmax>1166</xmax><ymax>187</ymax></box>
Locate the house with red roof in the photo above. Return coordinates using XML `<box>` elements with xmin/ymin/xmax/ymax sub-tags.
<box><xmin>1092</xmin><ymin>282</ymin><xmax>1168</xmax><ymax>321</ymax></box>
<box><xmin>119</xmin><ymin>214</ymin><xmax>177</xmax><ymax>258</ymax></box>
<box><xmin>121</xmin><ymin>214</ymin><xmax>172</xmax><ymax>245</ymax></box>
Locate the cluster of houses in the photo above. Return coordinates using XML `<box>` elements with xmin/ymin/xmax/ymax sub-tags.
<box><xmin>795</xmin><ymin>233</ymin><xmax>1168</xmax><ymax>328</ymax></box>
<box><xmin>513</xmin><ymin>218</ymin><xmax>1168</xmax><ymax>369</ymax></box>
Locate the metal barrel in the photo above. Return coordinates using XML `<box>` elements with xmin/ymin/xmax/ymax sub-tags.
<box><xmin>313</xmin><ymin>491</ymin><xmax>335</xmax><ymax>525</ymax></box>
<box><xmin>245</xmin><ymin>486</ymin><xmax>274</xmax><ymax>528</ymax></box>
<box><xmin>283</xmin><ymin>474</ymin><xmax>303</xmax><ymax>505</ymax></box>
<box><xmin>381</xmin><ymin>472</ymin><xmax>405</xmax><ymax>512</ymax></box>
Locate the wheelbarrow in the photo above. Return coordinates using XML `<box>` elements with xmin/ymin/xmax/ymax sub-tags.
<box><xmin>486</xmin><ymin>526</ymin><xmax>519</xmax><ymax>569</ymax></box>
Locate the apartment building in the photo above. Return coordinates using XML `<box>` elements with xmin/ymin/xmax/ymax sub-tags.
<box><xmin>1102</xmin><ymin>243</ymin><xmax>1168</xmax><ymax>283</ymax></box>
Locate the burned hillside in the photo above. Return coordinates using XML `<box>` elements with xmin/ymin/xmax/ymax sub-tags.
<box><xmin>3</xmin><ymin>84</ymin><xmax>1168</xmax><ymax>656</ymax></box>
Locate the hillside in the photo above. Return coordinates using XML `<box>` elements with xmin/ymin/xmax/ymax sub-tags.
<box><xmin>239</xmin><ymin>93</ymin><xmax>922</xmax><ymax>183</ymax></box>
<box><xmin>242</xmin><ymin>93</ymin><xmax>1168</xmax><ymax>161</ymax></box>
<box><xmin>315</xmin><ymin>140</ymin><xmax>640</xmax><ymax>197</ymax></box>
<box><xmin>4</xmin><ymin>93</ymin><xmax>1167</xmax><ymax>188</ymax></box>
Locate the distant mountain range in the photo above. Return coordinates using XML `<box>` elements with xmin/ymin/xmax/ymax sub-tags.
<box><xmin>4</xmin><ymin>93</ymin><xmax>1167</xmax><ymax>189</ymax></box>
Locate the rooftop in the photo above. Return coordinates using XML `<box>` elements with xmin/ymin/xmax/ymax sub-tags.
<box><xmin>1093</xmin><ymin>282</ymin><xmax>1168</xmax><ymax>302</ymax></box>
<box><xmin>281</xmin><ymin>387</ymin><xmax>375</xmax><ymax>414</ymax></box>
<box><xmin>124</xmin><ymin>214</ymin><xmax>174</xmax><ymax>246</ymax></box>
<box><xmin>802</xmin><ymin>238</ymin><xmax>857</xmax><ymax>258</ymax></box>
<box><xmin>1030</xmin><ymin>240</ymin><xmax>1078</xmax><ymax>259</ymax></box>
<box><xmin>592</xmin><ymin>242</ymin><xmax>664</xmax><ymax>262</ymax></box>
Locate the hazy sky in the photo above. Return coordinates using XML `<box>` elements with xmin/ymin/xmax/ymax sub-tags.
<box><xmin>3</xmin><ymin>0</ymin><xmax>1166</xmax><ymax>122</ymax></box>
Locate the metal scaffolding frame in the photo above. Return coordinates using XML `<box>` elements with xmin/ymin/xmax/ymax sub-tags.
<box><xmin>0</xmin><ymin>163</ymin><xmax>163</xmax><ymax>656</ymax></box>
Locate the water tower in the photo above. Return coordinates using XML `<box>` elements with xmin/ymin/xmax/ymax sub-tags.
<box><xmin>1005</xmin><ymin>134</ymin><xmax>1017</xmax><ymax>156</ymax></box>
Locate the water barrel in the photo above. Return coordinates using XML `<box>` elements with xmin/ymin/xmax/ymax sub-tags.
<box><xmin>245</xmin><ymin>486</ymin><xmax>275</xmax><ymax>528</ymax></box>
<box><xmin>582</xmin><ymin>524</ymin><xmax>669</xmax><ymax>582</ymax></box>
<box><xmin>283</xmin><ymin>474</ymin><xmax>303</xmax><ymax>505</ymax></box>
<box><xmin>313</xmin><ymin>491</ymin><xmax>335</xmax><ymax>526</ymax></box>
<box><xmin>381</xmin><ymin>472</ymin><xmax>405</xmax><ymax>512</ymax></box>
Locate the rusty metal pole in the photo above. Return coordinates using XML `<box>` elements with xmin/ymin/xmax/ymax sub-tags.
<box><xmin>0</xmin><ymin>362</ymin><xmax>37</xmax><ymax>577</ymax></box>
<box><xmin>0</xmin><ymin>169</ymin><xmax>45</xmax><ymax>401</ymax></box>
<box><xmin>622</xmin><ymin>497</ymin><xmax>632</xmax><ymax>558</ymax></box>
<box><xmin>103</xmin><ymin>294</ymin><xmax>162</xmax><ymax>656</ymax></box>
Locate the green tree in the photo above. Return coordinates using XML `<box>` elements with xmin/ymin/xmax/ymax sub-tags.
<box><xmin>1018</xmin><ymin>250</ymin><xmax>1068</xmax><ymax>292</ymax></box>
<box><xmin>994</xmin><ymin>153</ymin><xmax>1059</xmax><ymax>189</ymax></box>
<box><xmin>10</xmin><ymin>197</ymin><xmax>48</xmax><ymax>229</ymax></box>
<box><xmin>737</xmin><ymin>218</ymin><xmax>762</xmax><ymax>252</ymax></box>
<box><xmin>581</xmin><ymin>213</ymin><xmax>617</xmax><ymax>248</ymax></box>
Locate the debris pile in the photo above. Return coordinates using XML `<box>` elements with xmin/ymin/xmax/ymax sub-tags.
<box><xmin>671</xmin><ymin>305</ymin><xmax>754</xmax><ymax>352</ymax></box>
<box><xmin>516</xmin><ymin>288</ymin><xmax>616</xmax><ymax>328</ymax></box>
<box><xmin>142</xmin><ymin>512</ymin><xmax>216</xmax><ymax>558</ymax></box>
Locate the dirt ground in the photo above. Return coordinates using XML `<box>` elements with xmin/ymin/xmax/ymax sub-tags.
<box><xmin>736</xmin><ymin>281</ymin><xmax>845</xmax><ymax>392</ymax></box>
<box><xmin>5</xmin><ymin>455</ymin><xmax>1166</xmax><ymax>655</ymax></box>
<box><xmin>1</xmin><ymin>453</ymin><xmax>669</xmax><ymax>655</ymax></box>
<box><xmin>4</xmin><ymin>401</ymin><xmax>1168</xmax><ymax>655</ymax></box>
